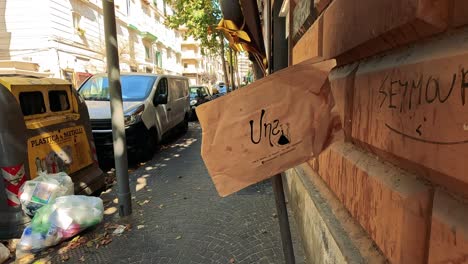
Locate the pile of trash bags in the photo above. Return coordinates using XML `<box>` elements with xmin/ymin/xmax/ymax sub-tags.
<box><xmin>16</xmin><ymin>195</ymin><xmax>104</xmax><ymax>258</ymax></box>
<box><xmin>19</xmin><ymin>172</ymin><xmax>74</xmax><ymax>217</ymax></box>
<box><xmin>15</xmin><ymin>172</ymin><xmax>104</xmax><ymax>258</ymax></box>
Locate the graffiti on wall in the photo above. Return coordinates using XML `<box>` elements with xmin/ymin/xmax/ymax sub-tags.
<box><xmin>377</xmin><ymin>67</ymin><xmax>468</xmax><ymax>145</ymax></box>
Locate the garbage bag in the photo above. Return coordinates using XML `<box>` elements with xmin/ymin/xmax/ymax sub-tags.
<box><xmin>19</xmin><ymin>172</ymin><xmax>74</xmax><ymax>217</ymax></box>
<box><xmin>16</xmin><ymin>195</ymin><xmax>104</xmax><ymax>257</ymax></box>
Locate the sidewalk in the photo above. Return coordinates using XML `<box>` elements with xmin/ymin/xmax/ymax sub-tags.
<box><xmin>19</xmin><ymin>123</ymin><xmax>306</xmax><ymax>264</ymax></box>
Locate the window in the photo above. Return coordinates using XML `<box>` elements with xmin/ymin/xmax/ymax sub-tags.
<box><xmin>189</xmin><ymin>86</ymin><xmax>208</xmax><ymax>99</ymax></box>
<box><xmin>49</xmin><ymin>91</ymin><xmax>70</xmax><ymax>112</ymax></box>
<box><xmin>126</xmin><ymin>0</ymin><xmax>131</xmax><ymax>15</ymax></box>
<box><xmin>79</xmin><ymin>75</ymin><xmax>157</xmax><ymax>101</ymax></box>
<box><xmin>19</xmin><ymin>92</ymin><xmax>46</xmax><ymax>116</ymax></box>
<box><xmin>72</xmin><ymin>12</ymin><xmax>81</xmax><ymax>29</ymax></box>
<box><xmin>144</xmin><ymin>44</ymin><xmax>151</xmax><ymax>61</ymax></box>
<box><xmin>154</xmin><ymin>51</ymin><xmax>162</xmax><ymax>68</ymax></box>
<box><xmin>156</xmin><ymin>78</ymin><xmax>168</xmax><ymax>96</ymax></box>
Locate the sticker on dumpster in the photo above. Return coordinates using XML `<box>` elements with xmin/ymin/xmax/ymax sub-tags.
<box><xmin>27</xmin><ymin>126</ymin><xmax>93</xmax><ymax>179</ymax></box>
<box><xmin>2</xmin><ymin>164</ymin><xmax>26</xmax><ymax>207</ymax></box>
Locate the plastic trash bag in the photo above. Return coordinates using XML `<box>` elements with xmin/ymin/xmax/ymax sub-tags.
<box><xmin>19</xmin><ymin>172</ymin><xmax>74</xmax><ymax>217</ymax></box>
<box><xmin>16</xmin><ymin>195</ymin><xmax>104</xmax><ymax>258</ymax></box>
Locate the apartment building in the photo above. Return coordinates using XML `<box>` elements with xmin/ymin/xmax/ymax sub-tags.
<box><xmin>237</xmin><ymin>51</ymin><xmax>251</xmax><ymax>84</ymax></box>
<box><xmin>180</xmin><ymin>31</ymin><xmax>224</xmax><ymax>86</ymax></box>
<box><xmin>0</xmin><ymin>0</ymin><xmax>183</xmax><ymax>87</ymax></box>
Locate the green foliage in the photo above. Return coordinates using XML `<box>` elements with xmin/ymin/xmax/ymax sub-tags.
<box><xmin>166</xmin><ymin>0</ymin><xmax>223</xmax><ymax>55</ymax></box>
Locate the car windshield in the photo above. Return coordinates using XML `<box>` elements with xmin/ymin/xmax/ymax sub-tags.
<box><xmin>79</xmin><ymin>75</ymin><xmax>157</xmax><ymax>101</ymax></box>
<box><xmin>189</xmin><ymin>87</ymin><xmax>208</xmax><ymax>99</ymax></box>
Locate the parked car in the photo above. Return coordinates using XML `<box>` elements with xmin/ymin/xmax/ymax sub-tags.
<box><xmin>217</xmin><ymin>84</ymin><xmax>227</xmax><ymax>94</ymax></box>
<box><xmin>78</xmin><ymin>73</ymin><xmax>190</xmax><ymax>160</ymax></box>
<box><xmin>189</xmin><ymin>85</ymin><xmax>212</xmax><ymax>119</ymax></box>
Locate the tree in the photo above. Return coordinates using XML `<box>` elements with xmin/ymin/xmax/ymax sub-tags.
<box><xmin>166</xmin><ymin>0</ymin><xmax>229</xmax><ymax>87</ymax></box>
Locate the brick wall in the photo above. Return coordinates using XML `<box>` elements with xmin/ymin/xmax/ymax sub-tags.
<box><xmin>289</xmin><ymin>0</ymin><xmax>468</xmax><ymax>263</ymax></box>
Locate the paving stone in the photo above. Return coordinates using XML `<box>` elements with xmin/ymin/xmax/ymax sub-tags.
<box><xmin>42</xmin><ymin>123</ymin><xmax>305</xmax><ymax>264</ymax></box>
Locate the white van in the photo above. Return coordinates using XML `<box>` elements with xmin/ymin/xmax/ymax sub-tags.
<box><xmin>78</xmin><ymin>73</ymin><xmax>190</xmax><ymax>160</ymax></box>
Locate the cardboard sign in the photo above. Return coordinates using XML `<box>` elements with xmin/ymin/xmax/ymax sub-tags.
<box><xmin>196</xmin><ymin>60</ymin><xmax>337</xmax><ymax>197</ymax></box>
<box><xmin>27</xmin><ymin>126</ymin><xmax>93</xmax><ymax>178</ymax></box>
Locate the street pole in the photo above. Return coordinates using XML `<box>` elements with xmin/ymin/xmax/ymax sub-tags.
<box><xmin>268</xmin><ymin>0</ymin><xmax>295</xmax><ymax>263</ymax></box>
<box><xmin>102</xmin><ymin>0</ymin><xmax>132</xmax><ymax>217</ymax></box>
<box><xmin>229</xmin><ymin>47</ymin><xmax>235</xmax><ymax>90</ymax></box>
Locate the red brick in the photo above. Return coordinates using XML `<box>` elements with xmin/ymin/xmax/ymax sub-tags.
<box><xmin>292</xmin><ymin>16</ymin><xmax>323</xmax><ymax>65</ymax></box>
<box><xmin>321</xmin><ymin>0</ymin><xmax>449</xmax><ymax>63</ymax></box>
<box><xmin>318</xmin><ymin>142</ymin><xmax>432</xmax><ymax>263</ymax></box>
<box><xmin>452</xmin><ymin>0</ymin><xmax>468</xmax><ymax>28</ymax></box>
<box><xmin>428</xmin><ymin>190</ymin><xmax>468</xmax><ymax>263</ymax></box>
<box><xmin>352</xmin><ymin>31</ymin><xmax>468</xmax><ymax>192</ymax></box>
<box><xmin>314</xmin><ymin>0</ymin><xmax>331</xmax><ymax>14</ymax></box>
<box><xmin>329</xmin><ymin>63</ymin><xmax>359</xmax><ymax>141</ymax></box>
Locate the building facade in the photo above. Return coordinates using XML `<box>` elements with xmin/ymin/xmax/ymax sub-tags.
<box><xmin>0</xmin><ymin>0</ymin><xmax>183</xmax><ymax>87</ymax></box>
<box><xmin>265</xmin><ymin>0</ymin><xmax>468</xmax><ymax>263</ymax></box>
<box><xmin>237</xmin><ymin>51</ymin><xmax>251</xmax><ymax>85</ymax></box>
<box><xmin>180</xmin><ymin>31</ymin><xmax>224</xmax><ymax>87</ymax></box>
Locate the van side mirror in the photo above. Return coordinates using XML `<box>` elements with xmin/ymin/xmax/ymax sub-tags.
<box><xmin>154</xmin><ymin>93</ymin><xmax>168</xmax><ymax>105</ymax></box>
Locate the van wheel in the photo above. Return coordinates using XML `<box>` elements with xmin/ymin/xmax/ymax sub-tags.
<box><xmin>141</xmin><ymin>128</ymin><xmax>158</xmax><ymax>161</ymax></box>
<box><xmin>181</xmin><ymin>116</ymin><xmax>189</xmax><ymax>134</ymax></box>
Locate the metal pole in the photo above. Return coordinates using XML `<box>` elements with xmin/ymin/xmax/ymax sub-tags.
<box><xmin>102</xmin><ymin>0</ymin><xmax>132</xmax><ymax>217</ymax></box>
<box><xmin>268</xmin><ymin>0</ymin><xmax>295</xmax><ymax>263</ymax></box>
<box><xmin>272</xmin><ymin>174</ymin><xmax>296</xmax><ymax>264</ymax></box>
<box><xmin>229</xmin><ymin>47</ymin><xmax>235</xmax><ymax>90</ymax></box>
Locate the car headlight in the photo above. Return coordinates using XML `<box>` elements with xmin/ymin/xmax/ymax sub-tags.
<box><xmin>190</xmin><ymin>99</ymin><xmax>198</xmax><ymax>106</ymax></box>
<box><xmin>124</xmin><ymin>104</ymin><xmax>145</xmax><ymax>126</ymax></box>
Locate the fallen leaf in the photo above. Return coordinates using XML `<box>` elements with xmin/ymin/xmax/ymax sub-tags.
<box><xmin>33</xmin><ymin>257</ymin><xmax>51</xmax><ymax>264</ymax></box>
<box><xmin>137</xmin><ymin>225</ymin><xmax>145</xmax><ymax>230</ymax></box>
<box><xmin>158</xmin><ymin>204</ymin><xmax>164</xmax><ymax>209</ymax></box>
<box><xmin>173</xmin><ymin>193</ymin><xmax>177</xmax><ymax>196</ymax></box>
<box><xmin>58</xmin><ymin>247</ymin><xmax>69</xmax><ymax>255</ymax></box>
<box><xmin>60</xmin><ymin>254</ymin><xmax>70</xmax><ymax>262</ymax></box>
<box><xmin>175</xmin><ymin>235</ymin><xmax>182</xmax><ymax>240</ymax></box>
<box><xmin>105</xmin><ymin>223</ymin><xmax>121</xmax><ymax>230</ymax></box>
<box><xmin>86</xmin><ymin>241</ymin><xmax>94</xmax><ymax>248</ymax></box>
<box><xmin>16</xmin><ymin>254</ymin><xmax>35</xmax><ymax>264</ymax></box>
<box><xmin>139</xmin><ymin>200</ymin><xmax>150</xmax><ymax>206</ymax></box>
<box><xmin>79</xmin><ymin>256</ymin><xmax>85</xmax><ymax>262</ymax></box>
<box><xmin>113</xmin><ymin>225</ymin><xmax>127</xmax><ymax>235</ymax></box>
<box><xmin>147</xmin><ymin>189</ymin><xmax>152</xmax><ymax>192</ymax></box>
<box><xmin>100</xmin><ymin>236</ymin><xmax>113</xmax><ymax>246</ymax></box>
<box><xmin>272</xmin><ymin>213</ymin><xmax>278</xmax><ymax>218</ymax></box>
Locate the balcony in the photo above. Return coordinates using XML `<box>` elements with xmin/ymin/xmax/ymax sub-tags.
<box><xmin>183</xmin><ymin>65</ymin><xmax>200</xmax><ymax>74</ymax></box>
<box><xmin>181</xmin><ymin>51</ymin><xmax>202</xmax><ymax>60</ymax></box>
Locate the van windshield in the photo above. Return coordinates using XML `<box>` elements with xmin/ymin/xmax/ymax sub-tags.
<box><xmin>79</xmin><ymin>75</ymin><xmax>157</xmax><ymax>101</ymax></box>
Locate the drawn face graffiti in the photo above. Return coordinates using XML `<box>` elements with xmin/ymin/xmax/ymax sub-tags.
<box><xmin>249</xmin><ymin>109</ymin><xmax>291</xmax><ymax>147</ymax></box>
